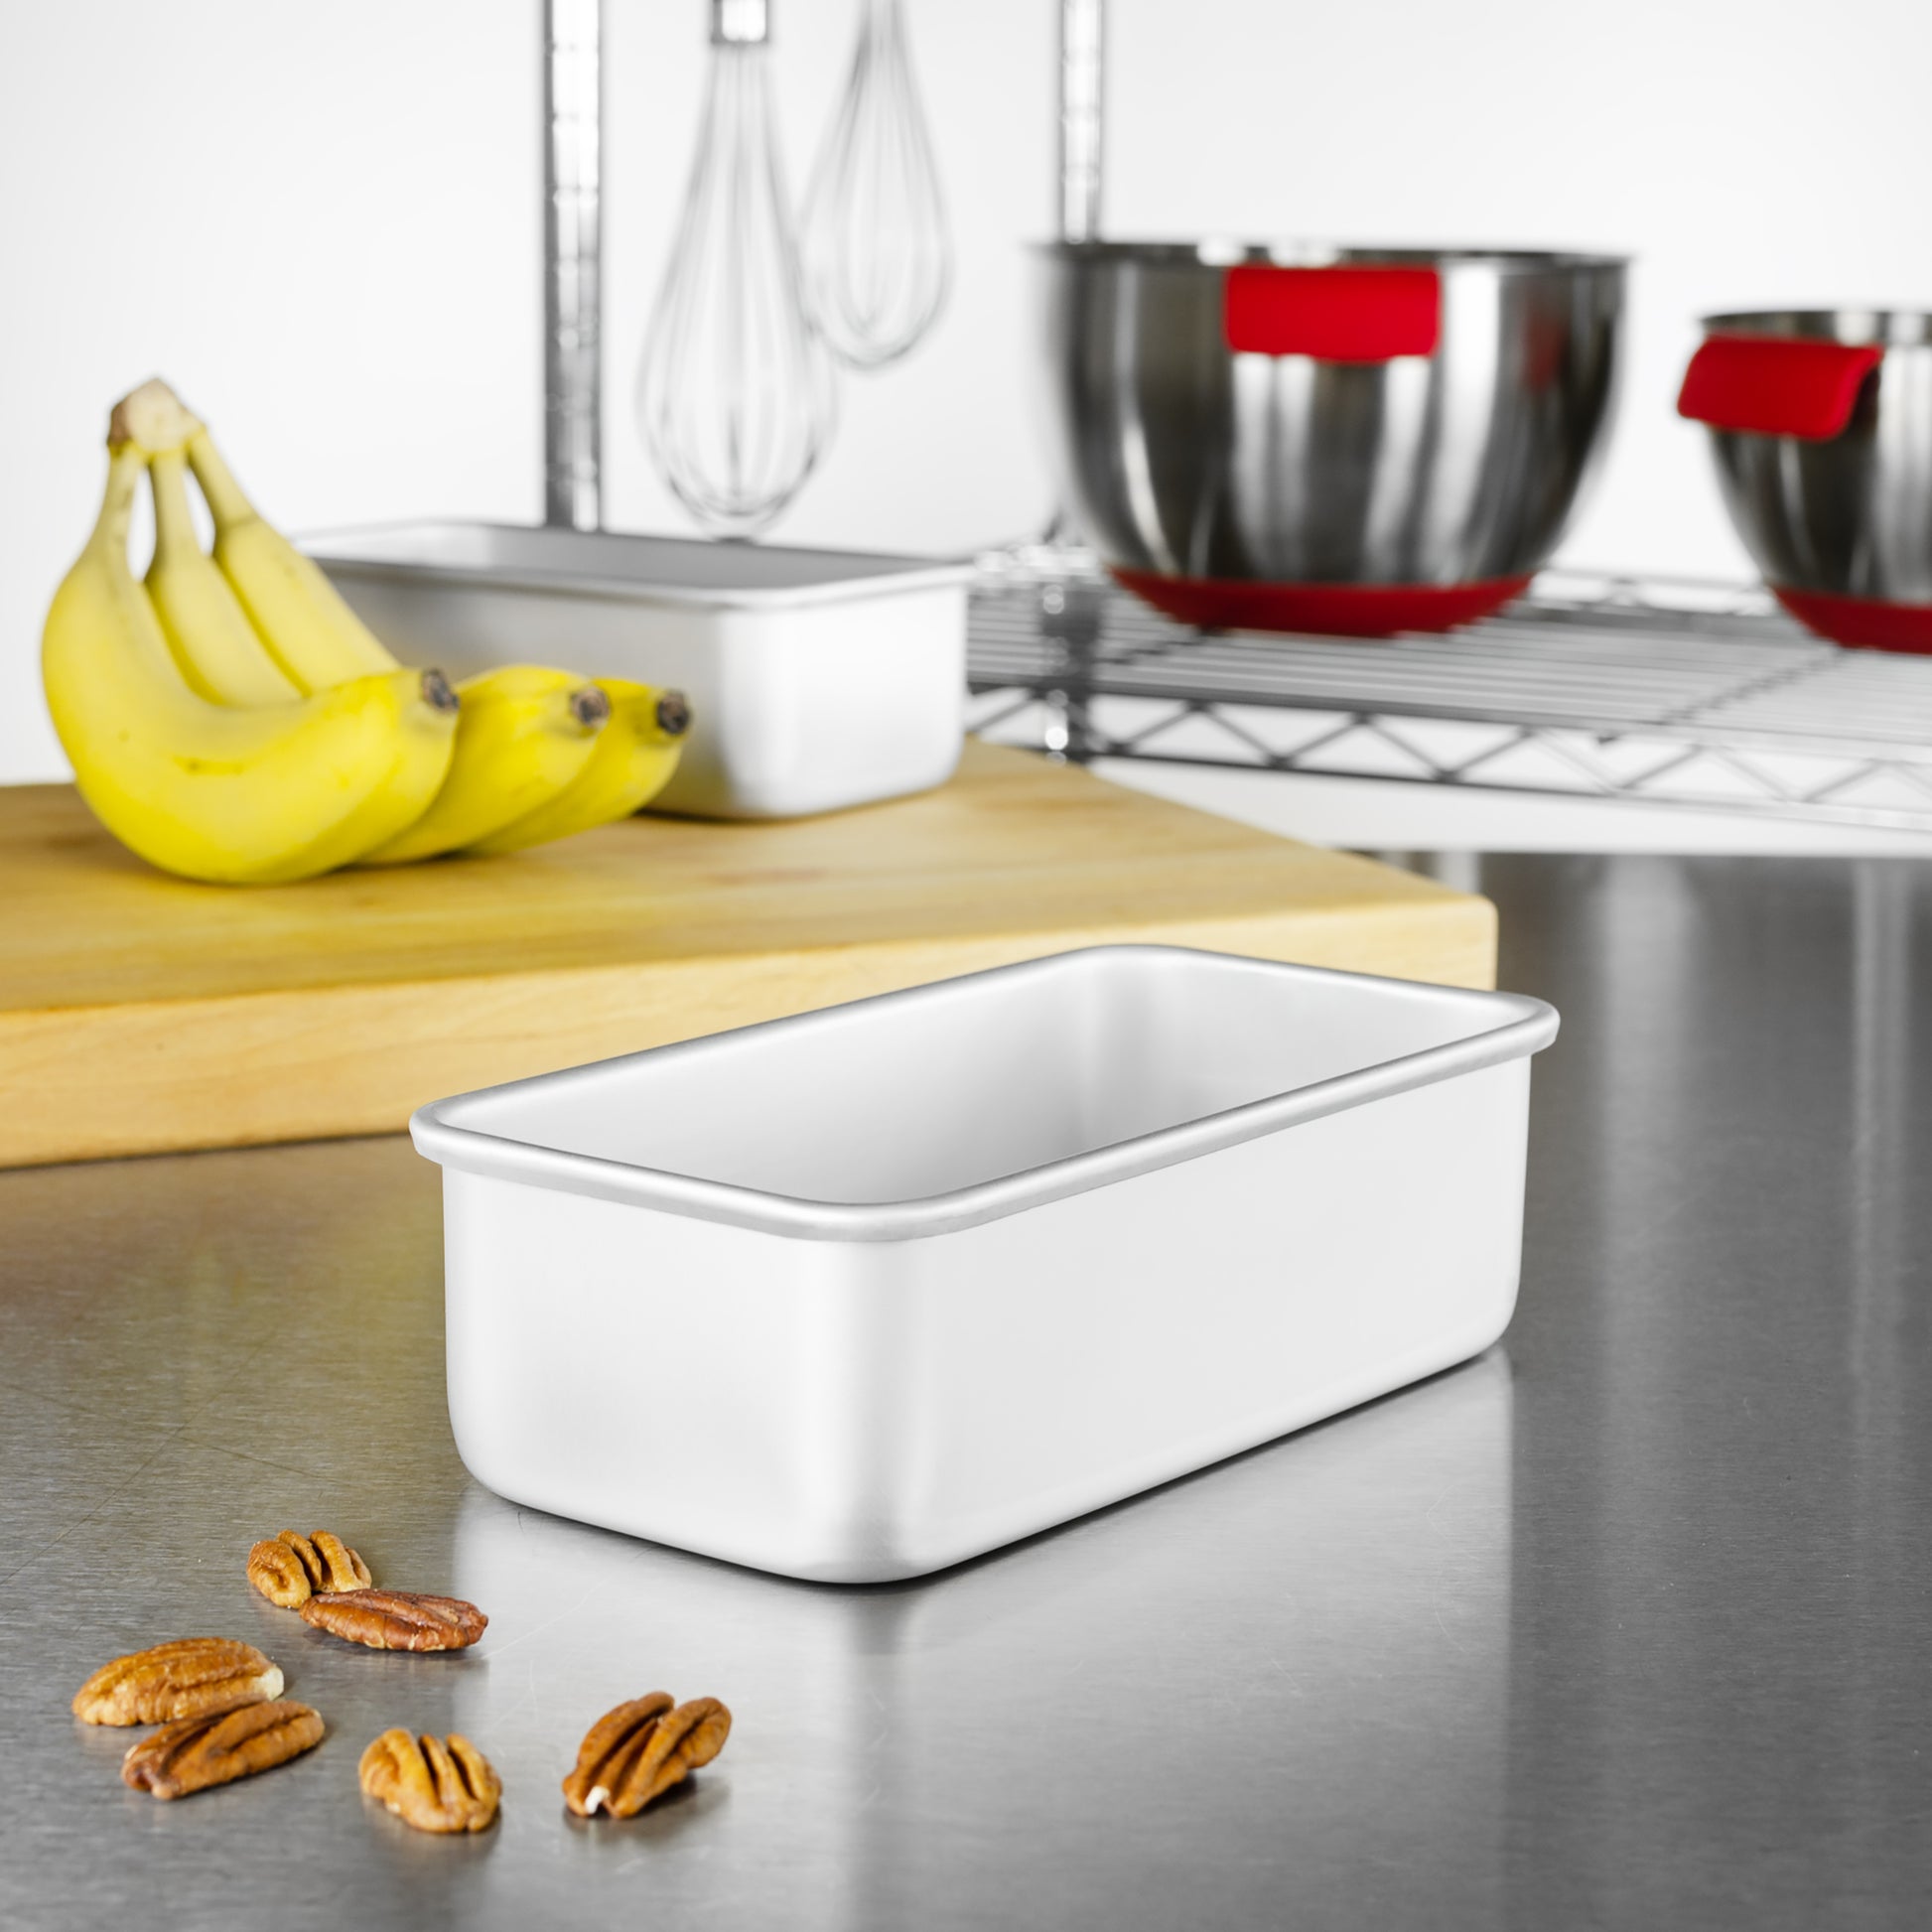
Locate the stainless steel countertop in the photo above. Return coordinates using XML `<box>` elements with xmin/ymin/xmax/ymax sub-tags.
<box><xmin>4</xmin><ymin>853</ymin><xmax>1929</xmax><ymax>1929</ymax></box>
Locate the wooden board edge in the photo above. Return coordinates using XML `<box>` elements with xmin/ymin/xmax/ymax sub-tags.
<box><xmin>0</xmin><ymin>891</ymin><xmax>1495</xmax><ymax>1169</ymax></box>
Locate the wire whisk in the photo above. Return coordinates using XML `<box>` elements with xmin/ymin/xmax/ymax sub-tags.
<box><xmin>800</xmin><ymin>0</ymin><xmax>951</xmax><ymax>370</ymax></box>
<box><xmin>637</xmin><ymin>0</ymin><xmax>835</xmax><ymax>538</ymax></box>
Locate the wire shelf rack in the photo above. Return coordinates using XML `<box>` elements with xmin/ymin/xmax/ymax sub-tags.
<box><xmin>965</xmin><ymin>559</ymin><xmax>1932</xmax><ymax>832</ymax></box>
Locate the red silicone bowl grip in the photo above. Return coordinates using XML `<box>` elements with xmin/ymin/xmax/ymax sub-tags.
<box><xmin>1676</xmin><ymin>335</ymin><xmax>1882</xmax><ymax>441</ymax></box>
<box><xmin>1111</xmin><ymin>567</ymin><xmax>1529</xmax><ymax>637</ymax></box>
<box><xmin>1223</xmin><ymin>266</ymin><xmax>1442</xmax><ymax>362</ymax></box>
<box><xmin>1772</xmin><ymin>587</ymin><xmax>1932</xmax><ymax>653</ymax></box>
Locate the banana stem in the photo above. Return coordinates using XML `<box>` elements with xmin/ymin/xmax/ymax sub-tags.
<box><xmin>185</xmin><ymin>431</ymin><xmax>255</xmax><ymax>531</ymax></box>
<box><xmin>91</xmin><ymin>447</ymin><xmax>148</xmax><ymax>561</ymax></box>
<box><xmin>106</xmin><ymin>378</ymin><xmax>202</xmax><ymax>458</ymax></box>
<box><xmin>148</xmin><ymin>450</ymin><xmax>201</xmax><ymax>559</ymax></box>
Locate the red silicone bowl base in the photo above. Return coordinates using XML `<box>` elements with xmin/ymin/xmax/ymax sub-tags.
<box><xmin>1110</xmin><ymin>568</ymin><xmax>1534</xmax><ymax>638</ymax></box>
<box><xmin>1774</xmin><ymin>586</ymin><xmax>1932</xmax><ymax>654</ymax></box>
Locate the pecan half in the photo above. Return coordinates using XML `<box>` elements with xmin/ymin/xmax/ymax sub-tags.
<box><xmin>299</xmin><ymin>1588</ymin><xmax>486</xmax><ymax>1652</ymax></box>
<box><xmin>247</xmin><ymin>1530</ymin><xmax>373</xmax><ymax>1609</ymax></box>
<box><xmin>359</xmin><ymin>1727</ymin><xmax>501</xmax><ymax>1834</ymax></box>
<box><xmin>121</xmin><ymin>1699</ymin><xmax>324</xmax><ymax>1799</ymax></box>
<box><xmin>72</xmin><ymin>1638</ymin><xmax>284</xmax><ymax>1727</ymax></box>
<box><xmin>562</xmin><ymin>1694</ymin><xmax>732</xmax><ymax>1818</ymax></box>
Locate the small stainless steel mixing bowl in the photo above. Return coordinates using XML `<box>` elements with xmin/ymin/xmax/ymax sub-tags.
<box><xmin>1680</xmin><ymin>310</ymin><xmax>1932</xmax><ymax>651</ymax></box>
<box><xmin>1035</xmin><ymin>242</ymin><xmax>1626</xmax><ymax>635</ymax></box>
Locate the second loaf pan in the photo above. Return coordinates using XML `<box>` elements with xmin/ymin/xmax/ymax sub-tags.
<box><xmin>306</xmin><ymin>522</ymin><xmax>972</xmax><ymax>820</ymax></box>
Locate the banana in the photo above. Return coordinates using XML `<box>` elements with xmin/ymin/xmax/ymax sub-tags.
<box><xmin>469</xmin><ymin>682</ymin><xmax>691</xmax><ymax>854</ymax></box>
<box><xmin>187</xmin><ymin>427</ymin><xmax>400</xmax><ymax>692</ymax></box>
<box><xmin>358</xmin><ymin>666</ymin><xmax>611</xmax><ymax>865</ymax></box>
<box><xmin>44</xmin><ymin>443</ymin><xmax>461</xmax><ymax>885</ymax></box>
<box><xmin>147</xmin><ymin>447</ymin><xmax>303</xmax><ymax>705</ymax></box>
<box><xmin>111</xmin><ymin>380</ymin><xmax>297</xmax><ymax>704</ymax></box>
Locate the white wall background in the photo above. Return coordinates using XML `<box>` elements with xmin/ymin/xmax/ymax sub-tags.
<box><xmin>5</xmin><ymin>0</ymin><xmax>1931</xmax><ymax>783</ymax></box>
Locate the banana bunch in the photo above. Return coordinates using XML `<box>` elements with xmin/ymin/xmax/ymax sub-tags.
<box><xmin>42</xmin><ymin>380</ymin><xmax>691</xmax><ymax>885</ymax></box>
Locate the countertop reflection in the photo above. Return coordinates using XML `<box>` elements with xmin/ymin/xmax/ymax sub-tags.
<box><xmin>2</xmin><ymin>853</ymin><xmax>1929</xmax><ymax>1929</ymax></box>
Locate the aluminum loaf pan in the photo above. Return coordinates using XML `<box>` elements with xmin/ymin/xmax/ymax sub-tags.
<box><xmin>411</xmin><ymin>944</ymin><xmax>1559</xmax><ymax>1583</ymax></box>
<box><xmin>304</xmin><ymin>522</ymin><xmax>972</xmax><ymax>819</ymax></box>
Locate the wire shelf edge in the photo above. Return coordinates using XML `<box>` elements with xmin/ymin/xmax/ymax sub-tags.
<box><xmin>966</xmin><ymin>562</ymin><xmax>1932</xmax><ymax>831</ymax></box>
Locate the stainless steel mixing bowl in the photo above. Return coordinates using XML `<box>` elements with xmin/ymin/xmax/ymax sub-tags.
<box><xmin>1036</xmin><ymin>242</ymin><xmax>1626</xmax><ymax>635</ymax></box>
<box><xmin>1681</xmin><ymin>310</ymin><xmax>1932</xmax><ymax>651</ymax></box>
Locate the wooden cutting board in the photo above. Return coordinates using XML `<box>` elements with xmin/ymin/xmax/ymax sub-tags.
<box><xmin>0</xmin><ymin>742</ymin><xmax>1494</xmax><ymax>1168</ymax></box>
